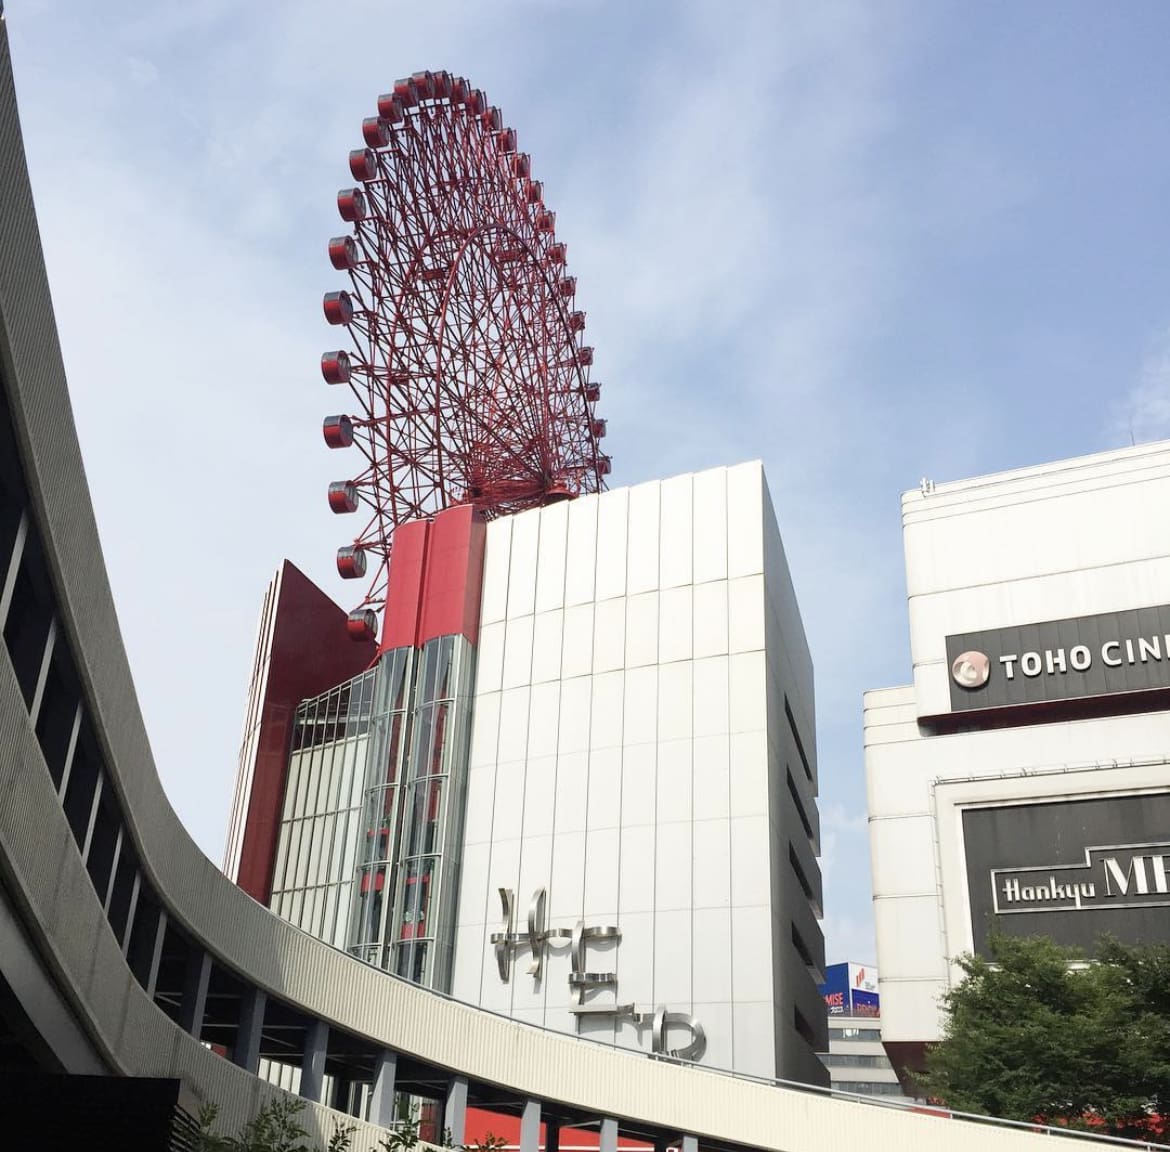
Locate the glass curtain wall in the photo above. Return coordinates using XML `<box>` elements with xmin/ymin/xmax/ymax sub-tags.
<box><xmin>350</xmin><ymin>635</ymin><xmax>475</xmax><ymax>991</ymax></box>
<box><xmin>266</xmin><ymin>634</ymin><xmax>475</xmax><ymax>995</ymax></box>
<box><xmin>349</xmin><ymin>647</ymin><xmax>413</xmax><ymax>968</ymax></box>
<box><xmin>268</xmin><ymin>669</ymin><xmax>375</xmax><ymax>948</ymax></box>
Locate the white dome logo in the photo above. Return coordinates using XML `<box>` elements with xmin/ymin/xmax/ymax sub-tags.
<box><xmin>952</xmin><ymin>650</ymin><xmax>990</xmax><ymax>689</ymax></box>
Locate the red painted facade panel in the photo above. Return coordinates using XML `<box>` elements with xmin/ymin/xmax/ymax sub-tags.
<box><xmin>379</xmin><ymin>518</ymin><xmax>430</xmax><ymax>652</ymax></box>
<box><xmin>379</xmin><ymin>505</ymin><xmax>487</xmax><ymax>653</ymax></box>
<box><xmin>237</xmin><ymin>506</ymin><xmax>488</xmax><ymax>904</ymax></box>
<box><xmin>417</xmin><ymin>504</ymin><xmax>487</xmax><ymax>647</ymax></box>
<box><xmin>235</xmin><ymin>561</ymin><xmax>375</xmax><ymax>903</ymax></box>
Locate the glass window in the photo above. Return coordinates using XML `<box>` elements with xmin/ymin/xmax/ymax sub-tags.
<box><xmin>434</xmin><ymin>636</ymin><xmax>454</xmax><ymax>701</ymax></box>
<box><xmin>294</xmin><ymin>819</ymin><xmax>312</xmax><ymax>888</ymax></box>
<box><xmin>420</xmin><ymin>640</ymin><xmax>439</xmax><ymax>704</ymax></box>
<box><xmin>309</xmin><ymin>817</ymin><xmax>327</xmax><ymax>886</ymax></box>
<box><xmin>293</xmin><ymin>750</ymin><xmax>313</xmax><ymax>818</ymax></box>
<box><xmin>273</xmin><ymin>820</ymin><xmax>295</xmax><ymax>894</ymax></box>
<box><xmin>834</xmin><ymin>1081</ymin><xmax>903</xmax><ymax>1096</ymax></box>
<box><xmin>325</xmin><ymin>741</ymin><xmax>343</xmax><ymax>813</ymax></box>
<box><xmin>363</xmin><ymin>786</ymin><xmax>397</xmax><ymax>864</ymax></box>
<box><xmin>272</xmin><ymin>822</ymin><xmax>291</xmax><ymax>894</ymax></box>
<box><xmin>398</xmin><ymin>856</ymin><xmax>436</xmax><ymax>942</ymax></box>
<box><xmin>322</xmin><ymin>882</ymin><xmax>339</xmax><ymax>946</ymax></box>
<box><xmin>327</xmin><ymin>810</ymin><xmax>349</xmax><ymax>887</ymax></box>
<box><xmin>386</xmin><ymin>714</ymin><xmax>404</xmax><ymax>785</ymax></box>
<box><xmin>339</xmin><ymin>738</ymin><xmax>357</xmax><ymax>808</ymax></box>
<box><xmin>427</xmin><ymin>702</ymin><xmax>450</xmax><ymax>778</ymax></box>
<box><xmin>394</xmin><ymin>938</ymin><xmax>428</xmax><ymax>983</ymax></box>
<box><xmin>282</xmin><ymin>754</ymin><xmax>302</xmax><ymax>821</ymax></box>
<box><xmin>353</xmin><ymin>736</ymin><xmax>370</xmax><ymax>806</ymax></box>
<box><xmin>353</xmin><ymin>864</ymin><xmax>388</xmax><ymax>947</ymax></box>
<box><xmin>332</xmin><ymin>886</ymin><xmax>351</xmax><ymax>949</ymax></box>
<box><xmin>839</xmin><ymin>1027</ymin><xmax>882</xmax><ymax>1041</ymax></box>
<box><xmin>405</xmin><ymin>778</ymin><xmax>444</xmax><ymax>858</ymax></box>
<box><xmin>341</xmin><ymin>809</ymin><xmax>361</xmax><ymax>882</ymax></box>
<box><xmin>312</xmin><ymin>746</ymin><xmax>330</xmax><ymax>818</ymax></box>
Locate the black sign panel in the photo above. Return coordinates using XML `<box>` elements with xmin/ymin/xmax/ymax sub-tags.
<box><xmin>963</xmin><ymin>794</ymin><xmax>1170</xmax><ymax>956</ymax></box>
<box><xmin>946</xmin><ymin>603</ymin><xmax>1170</xmax><ymax>713</ymax></box>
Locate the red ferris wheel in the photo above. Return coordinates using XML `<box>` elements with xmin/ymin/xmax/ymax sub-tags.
<box><xmin>320</xmin><ymin>70</ymin><xmax>610</xmax><ymax>641</ymax></box>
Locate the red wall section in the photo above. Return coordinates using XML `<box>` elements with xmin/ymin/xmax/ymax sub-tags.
<box><xmin>417</xmin><ymin>504</ymin><xmax>487</xmax><ymax>647</ymax></box>
<box><xmin>380</xmin><ymin>519</ymin><xmax>430</xmax><ymax>652</ymax></box>
<box><xmin>379</xmin><ymin>504</ymin><xmax>487</xmax><ymax>654</ymax></box>
<box><xmin>463</xmin><ymin>1109</ymin><xmax>651</xmax><ymax>1151</ymax></box>
<box><xmin>238</xmin><ymin>505</ymin><xmax>487</xmax><ymax>902</ymax></box>
<box><xmin>235</xmin><ymin>560</ymin><xmax>376</xmax><ymax>903</ymax></box>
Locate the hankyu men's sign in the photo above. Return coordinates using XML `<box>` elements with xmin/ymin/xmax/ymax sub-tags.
<box><xmin>963</xmin><ymin>794</ymin><xmax>1170</xmax><ymax>956</ymax></box>
<box><xmin>946</xmin><ymin>603</ymin><xmax>1170</xmax><ymax>713</ymax></box>
<box><xmin>994</xmin><ymin>844</ymin><xmax>1170</xmax><ymax>913</ymax></box>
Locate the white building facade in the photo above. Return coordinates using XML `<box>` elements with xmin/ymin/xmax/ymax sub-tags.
<box><xmin>865</xmin><ymin>440</ymin><xmax>1170</xmax><ymax>1082</ymax></box>
<box><xmin>821</xmin><ymin>1017</ymin><xmax>906</xmax><ymax>1100</ymax></box>
<box><xmin>229</xmin><ymin>460</ymin><xmax>828</xmax><ymax>1088</ymax></box>
<box><xmin>450</xmin><ymin>461</ymin><xmax>827</xmax><ymax>1084</ymax></box>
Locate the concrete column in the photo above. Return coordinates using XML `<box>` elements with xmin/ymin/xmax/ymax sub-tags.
<box><xmin>28</xmin><ymin>618</ymin><xmax>56</xmax><ymax>728</ymax></box>
<box><xmin>102</xmin><ymin>827</ymin><xmax>123</xmax><ymax>913</ymax></box>
<box><xmin>120</xmin><ymin>872</ymin><xmax>141</xmax><ymax>956</ymax></box>
<box><xmin>140</xmin><ymin>906</ymin><xmax>167</xmax><ymax>998</ymax></box>
<box><xmin>599</xmin><ymin>1118</ymin><xmax>618</xmax><ymax>1152</ymax></box>
<box><xmin>444</xmin><ymin>1075</ymin><xmax>468</xmax><ymax>1146</ymax></box>
<box><xmin>79</xmin><ymin>773</ymin><xmax>104</xmax><ymax>864</ymax></box>
<box><xmin>369</xmin><ymin>1049</ymin><xmax>398</xmax><ymax>1128</ymax></box>
<box><xmin>520</xmin><ymin>1099</ymin><xmax>541</xmax><ymax>1152</ymax></box>
<box><xmin>300</xmin><ymin>1018</ymin><xmax>329</xmax><ymax>1103</ymax></box>
<box><xmin>0</xmin><ymin>511</ymin><xmax>27</xmax><ymax>628</ymax></box>
<box><xmin>58</xmin><ymin>702</ymin><xmax>82</xmax><ymax>800</ymax></box>
<box><xmin>179</xmin><ymin>948</ymin><xmax>211</xmax><ymax>1038</ymax></box>
<box><xmin>232</xmin><ymin>986</ymin><xmax>267</xmax><ymax>1073</ymax></box>
<box><xmin>681</xmin><ymin>1136</ymin><xmax>698</xmax><ymax>1152</ymax></box>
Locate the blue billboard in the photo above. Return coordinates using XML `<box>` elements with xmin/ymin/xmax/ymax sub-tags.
<box><xmin>818</xmin><ymin>962</ymin><xmax>880</xmax><ymax>1016</ymax></box>
<box><xmin>819</xmin><ymin>963</ymin><xmax>850</xmax><ymax>1015</ymax></box>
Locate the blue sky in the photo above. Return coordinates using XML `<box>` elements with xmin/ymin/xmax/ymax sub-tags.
<box><xmin>8</xmin><ymin>1</ymin><xmax>1170</xmax><ymax>965</ymax></box>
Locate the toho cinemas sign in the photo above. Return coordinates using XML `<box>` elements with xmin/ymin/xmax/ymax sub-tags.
<box><xmin>945</xmin><ymin>603</ymin><xmax>1170</xmax><ymax>713</ymax></box>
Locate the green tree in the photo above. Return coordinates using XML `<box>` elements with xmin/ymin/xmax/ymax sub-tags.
<box><xmin>198</xmin><ymin>1098</ymin><xmax>354</xmax><ymax>1152</ymax></box>
<box><xmin>919</xmin><ymin>933</ymin><xmax>1170</xmax><ymax>1142</ymax></box>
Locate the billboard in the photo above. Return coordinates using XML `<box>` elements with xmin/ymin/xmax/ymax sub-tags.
<box><xmin>819</xmin><ymin>963</ymin><xmax>880</xmax><ymax>1016</ymax></box>
<box><xmin>945</xmin><ymin>603</ymin><xmax>1170</xmax><ymax>714</ymax></box>
<box><xmin>962</xmin><ymin>792</ymin><xmax>1170</xmax><ymax>955</ymax></box>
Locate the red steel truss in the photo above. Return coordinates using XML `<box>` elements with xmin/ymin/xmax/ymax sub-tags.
<box><xmin>320</xmin><ymin>70</ymin><xmax>610</xmax><ymax>640</ymax></box>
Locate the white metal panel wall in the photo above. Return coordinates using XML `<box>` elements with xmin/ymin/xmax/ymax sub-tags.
<box><xmin>868</xmin><ymin>441</ymin><xmax>1170</xmax><ymax>1047</ymax></box>
<box><xmin>904</xmin><ymin>442</ymin><xmax>1170</xmax><ymax>717</ymax></box>
<box><xmin>454</xmin><ymin>464</ymin><xmax>792</xmax><ymax>1078</ymax></box>
<box><xmin>867</xmin><ymin>695</ymin><xmax>1170</xmax><ymax>1044</ymax></box>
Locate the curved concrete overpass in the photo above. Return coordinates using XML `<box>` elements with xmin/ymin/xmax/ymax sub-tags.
<box><xmin>0</xmin><ymin>18</ymin><xmax>1143</xmax><ymax>1152</ymax></box>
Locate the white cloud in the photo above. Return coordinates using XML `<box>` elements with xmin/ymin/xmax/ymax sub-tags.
<box><xmin>1115</xmin><ymin>328</ymin><xmax>1170</xmax><ymax>445</ymax></box>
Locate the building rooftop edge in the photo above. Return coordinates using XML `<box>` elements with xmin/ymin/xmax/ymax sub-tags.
<box><xmin>901</xmin><ymin>437</ymin><xmax>1170</xmax><ymax>510</ymax></box>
